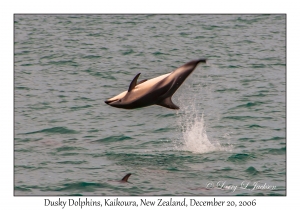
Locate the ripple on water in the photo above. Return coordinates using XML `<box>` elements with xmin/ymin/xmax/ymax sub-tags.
<box><xmin>245</xmin><ymin>166</ymin><xmax>259</xmax><ymax>175</ymax></box>
<box><xmin>93</xmin><ymin>135</ymin><xmax>133</xmax><ymax>143</ymax></box>
<box><xmin>25</xmin><ymin>127</ymin><xmax>79</xmax><ymax>135</ymax></box>
<box><xmin>227</xmin><ymin>153</ymin><xmax>256</xmax><ymax>162</ymax></box>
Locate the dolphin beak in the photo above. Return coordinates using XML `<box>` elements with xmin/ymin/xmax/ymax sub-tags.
<box><xmin>105</xmin><ymin>99</ymin><xmax>118</xmax><ymax>105</ymax></box>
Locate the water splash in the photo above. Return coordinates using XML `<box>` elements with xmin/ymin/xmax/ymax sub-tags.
<box><xmin>182</xmin><ymin>114</ymin><xmax>221</xmax><ymax>153</ymax></box>
<box><xmin>174</xmin><ymin>88</ymin><xmax>230</xmax><ymax>154</ymax></box>
<box><xmin>175</xmin><ymin>111</ymin><xmax>225</xmax><ymax>153</ymax></box>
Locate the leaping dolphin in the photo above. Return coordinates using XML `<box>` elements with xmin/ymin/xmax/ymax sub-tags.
<box><xmin>105</xmin><ymin>59</ymin><xmax>206</xmax><ymax>110</ymax></box>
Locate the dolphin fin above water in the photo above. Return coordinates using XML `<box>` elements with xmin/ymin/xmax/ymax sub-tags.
<box><xmin>120</xmin><ymin>173</ymin><xmax>131</xmax><ymax>182</ymax></box>
<box><xmin>105</xmin><ymin>59</ymin><xmax>207</xmax><ymax>109</ymax></box>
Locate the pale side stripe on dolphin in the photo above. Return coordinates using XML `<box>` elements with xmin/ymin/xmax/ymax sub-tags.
<box><xmin>105</xmin><ymin>59</ymin><xmax>207</xmax><ymax>110</ymax></box>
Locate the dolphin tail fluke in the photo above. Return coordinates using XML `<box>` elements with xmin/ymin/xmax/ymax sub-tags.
<box><xmin>121</xmin><ymin>173</ymin><xmax>131</xmax><ymax>182</ymax></box>
<box><xmin>156</xmin><ymin>97</ymin><xmax>179</xmax><ymax>110</ymax></box>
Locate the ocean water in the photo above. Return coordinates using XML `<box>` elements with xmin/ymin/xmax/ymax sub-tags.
<box><xmin>14</xmin><ymin>14</ymin><xmax>286</xmax><ymax>196</ymax></box>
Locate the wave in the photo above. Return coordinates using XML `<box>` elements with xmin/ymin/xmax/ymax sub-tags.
<box><xmin>25</xmin><ymin>126</ymin><xmax>78</xmax><ymax>135</ymax></box>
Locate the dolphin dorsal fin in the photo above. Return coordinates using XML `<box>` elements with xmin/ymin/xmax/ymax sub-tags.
<box><xmin>121</xmin><ymin>173</ymin><xmax>131</xmax><ymax>182</ymax></box>
<box><xmin>156</xmin><ymin>97</ymin><xmax>179</xmax><ymax>110</ymax></box>
<box><xmin>128</xmin><ymin>73</ymin><xmax>141</xmax><ymax>92</ymax></box>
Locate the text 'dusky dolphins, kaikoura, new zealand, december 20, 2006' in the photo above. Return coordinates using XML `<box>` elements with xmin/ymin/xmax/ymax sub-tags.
<box><xmin>105</xmin><ymin>59</ymin><xmax>207</xmax><ymax>110</ymax></box>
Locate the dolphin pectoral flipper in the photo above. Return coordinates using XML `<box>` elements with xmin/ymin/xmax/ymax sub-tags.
<box><xmin>128</xmin><ymin>73</ymin><xmax>141</xmax><ymax>92</ymax></box>
<box><xmin>156</xmin><ymin>97</ymin><xmax>179</xmax><ymax>110</ymax></box>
